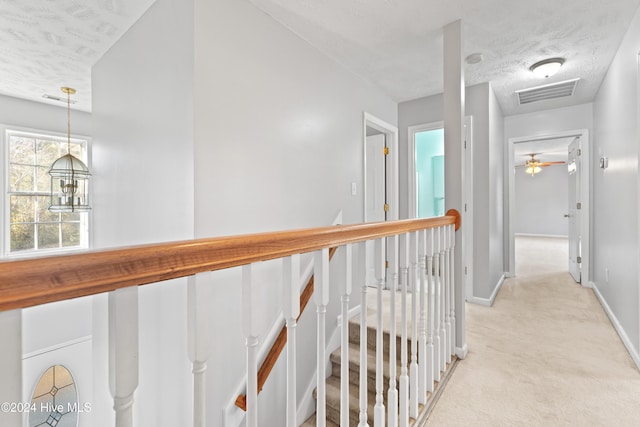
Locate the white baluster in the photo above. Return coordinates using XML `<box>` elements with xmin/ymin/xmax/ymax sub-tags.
<box><xmin>283</xmin><ymin>255</ymin><xmax>300</xmax><ymax>427</ymax></box>
<box><xmin>409</xmin><ymin>232</ymin><xmax>419</xmax><ymax>419</ymax></box>
<box><xmin>0</xmin><ymin>310</ymin><xmax>21</xmax><ymax>426</ymax></box>
<box><xmin>425</xmin><ymin>228</ymin><xmax>435</xmax><ymax>393</ymax></box>
<box><xmin>341</xmin><ymin>245</ymin><xmax>353</xmax><ymax>427</ymax></box>
<box><xmin>359</xmin><ymin>242</ymin><xmax>370</xmax><ymax>427</ymax></box>
<box><xmin>449</xmin><ymin>225</ymin><xmax>457</xmax><ymax>358</ymax></box>
<box><xmin>439</xmin><ymin>228</ymin><xmax>447</xmax><ymax>373</ymax></box>
<box><xmin>374</xmin><ymin>239</ymin><xmax>386</xmax><ymax>427</ymax></box>
<box><xmin>444</xmin><ymin>227</ymin><xmax>452</xmax><ymax>365</ymax></box>
<box><xmin>188</xmin><ymin>274</ymin><xmax>213</xmax><ymax>427</ymax></box>
<box><xmin>432</xmin><ymin>229</ymin><xmax>441</xmax><ymax>382</ymax></box>
<box><xmin>315</xmin><ymin>248</ymin><xmax>330</xmax><ymax>427</ymax></box>
<box><xmin>399</xmin><ymin>234</ymin><xmax>409</xmax><ymax>427</ymax></box>
<box><xmin>109</xmin><ymin>286</ymin><xmax>139</xmax><ymax>427</ymax></box>
<box><xmin>387</xmin><ymin>235</ymin><xmax>399</xmax><ymax>427</ymax></box>
<box><xmin>418</xmin><ymin>230</ymin><xmax>427</xmax><ymax>405</ymax></box>
<box><xmin>242</xmin><ymin>264</ymin><xmax>259</xmax><ymax>427</ymax></box>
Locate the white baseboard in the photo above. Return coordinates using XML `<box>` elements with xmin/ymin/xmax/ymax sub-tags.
<box><xmin>455</xmin><ymin>343</ymin><xmax>468</xmax><ymax>360</ymax></box>
<box><xmin>591</xmin><ymin>282</ymin><xmax>640</xmax><ymax>370</ymax></box>
<box><xmin>515</xmin><ymin>233</ymin><xmax>568</xmax><ymax>239</ymax></box>
<box><xmin>466</xmin><ymin>273</ymin><xmax>505</xmax><ymax>307</ymax></box>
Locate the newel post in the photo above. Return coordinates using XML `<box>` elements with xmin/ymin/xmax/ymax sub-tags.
<box><xmin>242</xmin><ymin>264</ymin><xmax>260</xmax><ymax>427</ymax></box>
<box><xmin>188</xmin><ymin>273</ymin><xmax>213</xmax><ymax>427</ymax></box>
<box><xmin>109</xmin><ymin>286</ymin><xmax>139</xmax><ymax>427</ymax></box>
<box><xmin>444</xmin><ymin>17</ymin><xmax>467</xmax><ymax>359</ymax></box>
<box><xmin>315</xmin><ymin>248</ymin><xmax>330</xmax><ymax>427</ymax></box>
<box><xmin>283</xmin><ymin>255</ymin><xmax>300</xmax><ymax>427</ymax></box>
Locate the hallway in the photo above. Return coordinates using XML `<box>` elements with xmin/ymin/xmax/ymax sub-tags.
<box><xmin>427</xmin><ymin>236</ymin><xmax>640</xmax><ymax>426</ymax></box>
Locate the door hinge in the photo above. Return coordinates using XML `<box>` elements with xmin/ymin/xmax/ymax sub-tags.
<box><xmin>383</xmin><ymin>203</ymin><xmax>389</xmax><ymax>212</ymax></box>
<box><xmin>576</xmin><ymin>202</ymin><xmax>582</xmax><ymax>210</ymax></box>
<box><xmin>464</xmin><ymin>140</ymin><xmax>467</xmax><ymax>149</ymax></box>
<box><xmin>465</xmin><ymin>266</ymin><xmax>468</xmax><ymax>275</ymax></box>
<box><xmin>383</xmin><ymin>147</ymin><xmax>389</xmax><ymax>156</ymax></box>
<box><xmin>577</xmin><ymin>148</ymin><xmax>582</xmax><ymax>156</ymax></box>
<box><xmin>385</xmin><ymin>260</ymin><xmax>389</xmax><ymax>269</ymax></box>
<box><xmin>464</xmin><ymin>203</ymin><xmax>467</xmax><ymax>213</ymax></box>
<box><xmin>577</xmin><ymin>256</ymin><xmax>582</xmax><ymax>264</ymax></box>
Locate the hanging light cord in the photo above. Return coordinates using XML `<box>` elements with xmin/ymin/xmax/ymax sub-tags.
<box><xmin>61</xmin><ymin>87</ymin><xmax>75</xmax><ymax>155</ymax></box>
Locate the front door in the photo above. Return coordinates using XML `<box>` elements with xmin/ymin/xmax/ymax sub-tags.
<box><xmin>567</xmin><ymin>137</ymin><xmax>581</xmax><ymax>283</ymax></box>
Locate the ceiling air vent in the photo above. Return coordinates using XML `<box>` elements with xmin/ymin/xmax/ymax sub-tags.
<box><xmin>515</xmin><ymin>78</ymin><xmax>580</xmax><ymax>105</ymax></box>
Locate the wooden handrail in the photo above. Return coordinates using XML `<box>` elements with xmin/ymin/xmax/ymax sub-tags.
<box><xmin>0</xmin><ymin>211</ymin><xmax>460</xmax><ymax>312</ymax></box>
<box><xmin>235</xmin><ymin>246</ymin><xmax>339</xmax><ymax>411</ymax></box>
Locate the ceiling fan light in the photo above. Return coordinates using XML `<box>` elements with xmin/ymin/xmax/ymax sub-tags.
<box><xmin>525</xmin><ymin>165</ymin><xmax>542</xmax><ymax>176</ymax></box>
<box><xmin>530</xmin><ymin>57</ymin><xmax>564</xmax><ymax>78</ymax></box>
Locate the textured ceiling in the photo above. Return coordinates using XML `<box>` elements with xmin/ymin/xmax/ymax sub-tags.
<box><xmin>1</xmin><ymin>0</ymin><xmax>638</xmax><ymax>115</ymax></box>
<box><xmin>250</xmin><ymin>0</ymin><xmax>640</xmax><ymax>115</ymax></box>
<box><xmin>0</xmin><ymin>0</ymin><xmax>155</xmax><ymax>111</ymax></box>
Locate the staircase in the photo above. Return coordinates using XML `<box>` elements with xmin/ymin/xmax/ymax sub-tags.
<box><xmin>302</xmin><ymin>292</ymin><xmax>458</xmax><ymax>426</ymax></box>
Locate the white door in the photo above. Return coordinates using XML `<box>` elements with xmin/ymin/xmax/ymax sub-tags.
<box><xmin>365</xmin><ymin>133</ymin><xmax>387</xmax><ymax>287</ymax></box>
<box><xmin>365</xmin><ymin>134</ymin><xmax>387</xmax><ymax>222</ymax></box>
<box><xmin>567</xmin><ymin>137</ymin><xmax>581</xmax><ymax>283</ymax></box>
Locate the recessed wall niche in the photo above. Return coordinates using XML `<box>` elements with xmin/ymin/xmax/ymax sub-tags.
<box><xmin>29</xmin><ymin>365</ymin><xmax>78</xmax><ymax>427</ymax></box>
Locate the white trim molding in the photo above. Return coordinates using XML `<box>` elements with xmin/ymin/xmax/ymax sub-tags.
<box><xmin>507</xmin><ymin>129</ymin><xmax>590</xmax><ymax>284</ymax></box>
<box><xmin>466</xmin><ymin>273</ymin><xmax>506</xmax><ymax>307</ymax></box>
<box><xmin>592</xmin><ymin>282</ymin><xmax>640</xmax><ymax>370</ymax></box>
<box><xmin>363</xmin><ymin>112</ymin><xmax>399</xmax><ymax>222</ymax></box>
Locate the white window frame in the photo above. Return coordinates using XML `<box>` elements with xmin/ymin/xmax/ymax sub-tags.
<box><xmin>1</xmin><ymin>124</ymin><xmax>92</xmax><ymax>258</ymax></box>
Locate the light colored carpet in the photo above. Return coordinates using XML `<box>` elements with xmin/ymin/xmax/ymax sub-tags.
<box><xmin>427</xmin><ymin>236</ymin><xmax>640</xmax><ymax>426</ymax></box>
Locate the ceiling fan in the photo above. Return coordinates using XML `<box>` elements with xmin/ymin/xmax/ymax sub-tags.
<box><xmin>516</xmin><ymin>153</ymin><xmax>565</xmax><ymax>177</ymax></box>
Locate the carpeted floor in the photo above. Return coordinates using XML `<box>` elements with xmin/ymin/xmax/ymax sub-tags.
<box><xmin>426</xmin><ymin>236</ymin><xmax>640</xmax><ymax>426</ymax></box>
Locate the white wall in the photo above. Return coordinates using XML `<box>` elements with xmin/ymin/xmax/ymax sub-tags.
<box><xmin>488</xmin><ymin>86</ymin><xmax>505</xmax><ymax>290</ymax></box>
<box><xmin>0</xmin><ymin>94</ymin><xmax>92</xmax><ymax>137</ymax></box>
<box><xmin>515</xmin><ymin>165</ymin><xmax>569</xmax><ymax>236</ymax></box>
<box><xmin>193</xmin><ymin>0</ymin><xmax>396</xmax><ymax>424</ymax></box>
<box><xmin>88</xmin><ymin>0</ymin><xmax>395</xmax><ymax>425</ymax></box>
<box><xmin>592</xmin><ymin>4</ymin><xmax>640</xmax><ymax>354</ymax></box>
<box><xmin>398</xmin><ymin>83</ymin><xmax>505</xmax><ymax>301</ymax></box>
<box><xmin>91</xmin><ymin>0</ymin><xmax>194</xmax><ymax>425</ymax></box>
<box><xmin>504</xmin><ymin>103</ymin><xmax>594</xmax><ymax>139</ymax></box>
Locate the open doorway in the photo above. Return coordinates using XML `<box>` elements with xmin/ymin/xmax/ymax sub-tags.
<box><xmin>408</xmin><ymin>118</ymin><xmax>473</xmax><ymax>298</ymax></box>
<box><xmin>363</xmin><ymin>113</ymin><xmax>398</xmax><ymax>288</ymax></box>
<box><xmin>507</xmin><ymin>129</ymin><xmax>590</xmax><ymax>285</ymax></box>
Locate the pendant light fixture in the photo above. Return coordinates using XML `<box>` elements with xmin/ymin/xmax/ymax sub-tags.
<box><xmin>48</xmin><ymin>87</ymin><xmax>91</xmax><ymax>212</ymax></box>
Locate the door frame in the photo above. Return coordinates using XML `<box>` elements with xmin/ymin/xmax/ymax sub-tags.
<box><xmin>506</xmin><ymin>128</ymin><xmax>590</xmax><ymax>285</ymax></box>
<box><xmin>363</xmin><ymin>112</ymin><xmax>398</xmax><ymax>222</ymax></box>
<box><xmin>408</xmin><ymin>117</ymin><xmax>473</xmax><ymax>299</ymax></box>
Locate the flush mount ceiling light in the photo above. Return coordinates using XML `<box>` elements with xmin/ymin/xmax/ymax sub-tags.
<box><xmin>530</xmin><ymin>57</ymin><xmax>565</xmax><ymax>78</ymax></box>
<box><xmin>48</xmin><ymin>87</ymin><xmax>91</xmax><ymax>213</ymax></box>
<box><xmin>465</xmin><ymin>53</ymin><xmax>484</xmax><ymax>64</ymax></box>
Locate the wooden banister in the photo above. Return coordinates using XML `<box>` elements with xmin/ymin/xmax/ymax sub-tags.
<box><xmin>0</xmin><ymin>213</ymin><xmax>460</xmax><ymax>312</ymax></box>
<box><xmin>235</xmin><ymin>246</ymin><xmax>338</xmax><ymax>411</ymax></box>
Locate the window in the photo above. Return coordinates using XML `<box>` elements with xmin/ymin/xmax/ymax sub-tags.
<box><xmin>5</xmin><ymin>128</ymin><xmax>89</xmax><ymax>255</ymax></box>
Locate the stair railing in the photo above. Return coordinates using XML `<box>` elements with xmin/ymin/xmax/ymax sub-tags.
<box><xmin>234</xmin><ymin>246</ymin><xmax>339</xmax><ymax>411</ymax></box>
<box><xmin>0</xmin><ymin>210</ymin><xmax>460</xmax><ymax>427</ymax></box>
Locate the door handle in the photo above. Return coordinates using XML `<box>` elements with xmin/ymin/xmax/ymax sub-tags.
<box><xmin>564</xmin><ymin>214</ymin><xmax>571</xmax><ymax>218</ymax></box>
